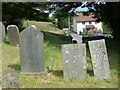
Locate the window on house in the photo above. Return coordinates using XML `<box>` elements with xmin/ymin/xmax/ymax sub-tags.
<box><xmin>89</xmin><ymin>22</ymin><xmax>92</xmax><ymax>24</ymax></box>
<box><xmin>82</xmin><ymin>22</ymin><xmax>85</xmax><ymax>25</ymax></box>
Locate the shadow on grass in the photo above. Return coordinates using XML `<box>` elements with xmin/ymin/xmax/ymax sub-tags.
<box><xmin>8</xmin><ymin>64</ymin><xmax>21</xmax><ymax>73</ymax></box>
<box><xmin>52</xmin><ymin>70</ymin><xmax>94</xmax><ymax>77</ymax></box>
<box><xmin>52</xmin><ymin>70</ymin><xmax>63</xmax><ymax>78</ymax></box>
<box><xmin>49</xmin><ymin>24</ymin><xmax>56</xmax><ymax>28</ymax></box>
<box><xmin>87</xmin><ymin>69</ymin><xmax>94</xmax><ymax>77</ymax></box>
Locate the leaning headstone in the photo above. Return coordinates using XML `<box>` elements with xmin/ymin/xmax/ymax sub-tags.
<box><xmin>19</xmin><ymin>25</ymin><xmax>44</xmax><ymax>73</ymax></box>
<box><xmin>7</xmin><ymin>25</ymin><xmax>19</xmax><ymax>46</ymax></box>
<box><xmin>70</xmin><ymin>33</ymin><xmax>82</xmax><ymax>43</ymax></box>
<box><xmin>62</xmin><ymin>44</ymin><xmax>87</xmax><ymax>79</ymax></box>
<box><xmin>0</xmin><ymin>22</ymin><xmax>5</xmax><ymax>43</ymax></box>
<box><xmin>88</xmin><ymin>39</ymin><xmax>111</xmax><ymax>79</ymax></box>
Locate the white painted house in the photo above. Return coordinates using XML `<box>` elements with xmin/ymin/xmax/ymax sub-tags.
<box><xmin>73</xmin><ymin>13</ymin><xmax>103</xmax><ymax>34</ymax></box>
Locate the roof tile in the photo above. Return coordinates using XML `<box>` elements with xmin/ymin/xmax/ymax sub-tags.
<box><xmin>76</xmin><ymin>13</ymin><xmax>96</xmax><ymax>22</ymax></box>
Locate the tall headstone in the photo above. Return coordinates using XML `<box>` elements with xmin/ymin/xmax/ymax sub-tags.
<box><xmin>88</xmin><ymin>39</ymin><xmax>111</xmax><ymax>79</ymax></box>
<box><xmin>62</xmin><ymin>44</ymin><xmax>87</xmax><ymax>79</ymax></box>
<box><xmin>70</xmin><ymin>33</ymin><xmax>83</xmax><ymax>43</ymax></box>
<box><xmin>19</xmin><ymin>26</ymin><xmax>44</xmax><ymax>73</ymax></box>
<box><xmin>7</xmin><ymin>25</ymin><xmax>19</xmax><ymax>46</ymax></box>
<box><xmin>0</xmin><ymin>22</ymin><xmax>5</xmax><ymax>43</ymax></box>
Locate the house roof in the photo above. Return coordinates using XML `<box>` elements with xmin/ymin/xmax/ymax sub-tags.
<box><xmin>86</xmin><ymin>25</ymin><xmax>95</xmax><ymax>28</ymax></box>
<box><xmin>76</xmin><ymin>13</ymin><xmax>96</xmax><ymax>22</ymax></box>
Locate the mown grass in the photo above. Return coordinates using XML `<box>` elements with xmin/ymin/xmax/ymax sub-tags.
<box><xmin>2</xmin><ymin>21</ymin><xmax>119</xmax><ymax>88</ymax></box>
<box><xmin>23</xmin><ymin>20</ymin><xmax>64</xmax><ymax>35</ymax></box>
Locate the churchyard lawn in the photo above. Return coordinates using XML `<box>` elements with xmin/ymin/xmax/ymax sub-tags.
<box><xmin>2</xmin><ymin>21</ymin><xmax>119</xmax><ymax>88</ymax></box>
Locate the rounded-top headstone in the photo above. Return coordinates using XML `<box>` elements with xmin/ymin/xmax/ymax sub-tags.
<box><xmin>7</xmin><ymin>25</ymin><xmax>19</xmax><ymax>46</ymax></box>
<box><xmin>19</xmin><ymin>26</ymin><xmax>44</xmax><ymax>73</ymax></box>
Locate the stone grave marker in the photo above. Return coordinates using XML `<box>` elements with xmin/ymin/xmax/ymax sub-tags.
<box><xmin>0</xmin><ymin>22</ymin><xmax>5</xmax><ymax>43</ymax></box>
<box><xmin>62</xmin><ymin>44</ymin><xmax>87</xmax><ymax>79</ymax></box>
<box><xmin>7</xmin><ymin>25</ymin><xmax>19</xmax><ymax>46</ymax></box>
<box><xmin>88</xmin><ymin>39</ymin><xmax>111</xmax><ymax>79</ymax></box>
<box><xmin>70</xmin><ymin>33</ymin><xmax>82</xmax><ymax>43</ymax></box>
<box><xmin>19</xmin><ymin>25</ymin><xmax>44</xmax><ymax>73</ymax></box>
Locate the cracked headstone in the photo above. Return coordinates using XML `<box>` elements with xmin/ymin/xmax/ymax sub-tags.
<box><xmin>88</xmin><ymin>39</ymin><xmax>111</xmax><ymax>79</ymax></box>
<box><xmin>0</xmin><ymin>22</ymin><xmax>5</xmax><ymax>43</ymax></box>
<box><xmin>62</xmin><ymin>44</ymin><xmax>87</xmax><ymax>79</ymax></box>
<box><xmin>19</xmin><ymin>25</ymin><xmax>44</xmax><ymax>73</ymax></box>
<box><xmin>7</xmin><ymin>25</ymin><xmax>19</xmax><ymax>46</ymax></box>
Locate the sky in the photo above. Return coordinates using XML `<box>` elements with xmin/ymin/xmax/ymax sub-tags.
<box><xmin>49</xmin><ymin>7</ymin><xmax>89</xmax><ymax>17</ymax></box>
<box><xmin>75</xmin><ymin>7</ymin><xmax>89</xmax><ymax>12</ymax></box>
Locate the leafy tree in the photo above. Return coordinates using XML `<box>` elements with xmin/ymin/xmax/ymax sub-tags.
<box><xmin>2</xmin><ymin>2</ymin><xmax>50</xmax><ymax>31</ymax></box>
<box><xmin>85</xmin><ymin>2</ymin><xmax>120</xmax><ymax>40</ymax></box>
<box><xmin>3</xmin><ymin>2</ymin><xmax>120</xmax><ymax>39</ymax></box>
<box><xmin>51</xmin><ymin>12</ymin><xmax>69</xmax><ymax>29</ymax></box>
<box><xmin>102</xmin><ymin>22</ymin><xmax>112</xmax><ymax>34</ymax></box>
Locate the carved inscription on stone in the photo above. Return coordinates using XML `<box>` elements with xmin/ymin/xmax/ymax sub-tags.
<box><xmin>88</xmin><ymin>39</ymin><xmax>111</xmax><ymax>79</ymax></box>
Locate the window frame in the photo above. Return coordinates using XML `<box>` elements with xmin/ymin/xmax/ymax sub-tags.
<box><xmin>82</xmin><ymin>22</ymin><xmax>85</xmax><ymax>25</ymax></box>
<box><xmin>89</xmin><ymin>21</ymin><xmax>92</xmax><ymax>24</ymax></box>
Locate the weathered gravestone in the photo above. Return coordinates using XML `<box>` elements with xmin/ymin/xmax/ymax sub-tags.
<box><xmin>0</xmin><ymin>22</ymin><xmax>5</xmax><ymax>43</ymax></box>
<box><xmin>62</xmin><ymin>44</ymin><xmax>87</xmax><ymax>79</ymax></box>
<box><xmin>19</xmin><ymin>26</ymin><xmax>44</xmax><ymax>73</ymax></box>
<box><xmin>70</xmin><ymin>33</ymin><xmax>83</xmax><ymax>43</ymax></box>
<box><xmin>7</xmin><ymin>25</ymin><xmax>19</xmax><ymax>46</ymax></box>
<box><xmin>88</xmin><ymin>39</ymin><xmax>111</xmax><ymax>79</ymax></box>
